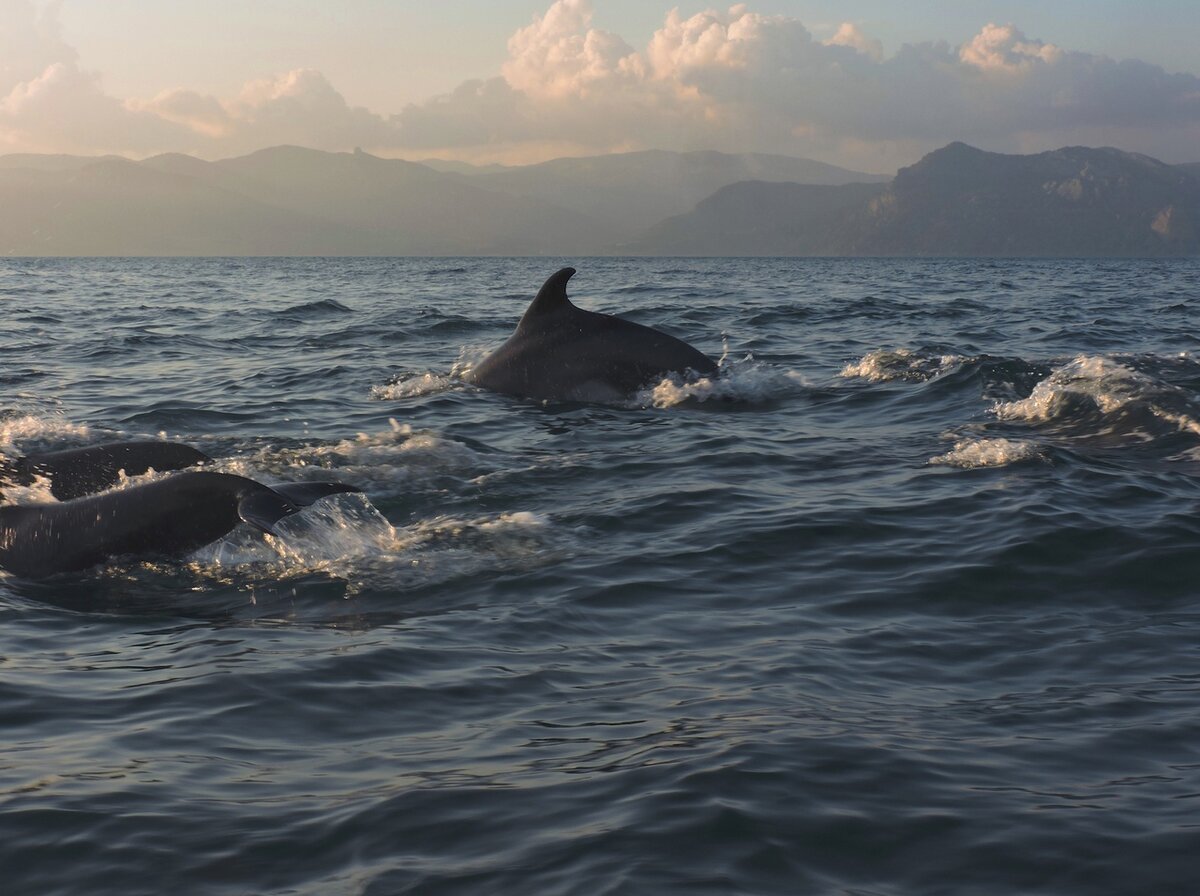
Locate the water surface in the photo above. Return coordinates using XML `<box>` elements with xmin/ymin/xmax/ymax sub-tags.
<box><xmin>2</xmin><ymin>257</ymin><xmax>1199</xmax><ymax>894</ymax></box>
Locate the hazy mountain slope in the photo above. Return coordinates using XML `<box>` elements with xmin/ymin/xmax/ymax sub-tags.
<box><xmin>1177</xmin><ymin>162</ymin><xmax>1200</xmax><ymax>181</ymax></box>
<box><xmin>416</xmin><ymin>159</ymin><xmax>512</xmax><ymax>176</ymax></box>
<box><xmin>142</xmin><ymin>146</ymin><xmax>615</xmax><ymax>255</ymax></box>
<box><xmin>0</xmin><ymin>153</ymin><xmax>125</xmax><ymax>172</ymax></box>
<box><xmin>858</xmin><ymin>143</ymin><xmax>1200</xmax><ymax>256</ymax></box>
<box><xmin>466</xmin><ymin>149</ymin><xmax>890</xmax><ymax>232</ymax></box>
<box><xmin>642</xmin><ymin>143</ymin><xmax>1200</xmax><ymax>256</ymax></box>
<box><xmin>639</xmin><ymin>181</ymin><xmax>887</xmax><ymax>255</ymax></box>
<box><xmin>0</xmin><ymin>159</ymin><xmax>381</xmax><ymax>256</ymax></box>
<box><xmin>3</xmin><ymin>143</ymin><xmax>1196</xmax><ymax>256</ymax></box>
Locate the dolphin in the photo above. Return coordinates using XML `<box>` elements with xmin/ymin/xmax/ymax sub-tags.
<box><xmin>0</xmin><ymin>471</ymin><xmax>361</xmax><ymax>579</ymax></box>
<box><xmin>466</xmin><ymin>267</ymin><xmax>718</xmax><ymax>402</ymax></box>
<box><xmin>0</xmin><ymin>440</ymin><xmax>211</xmax><ymax>502</ymax></box>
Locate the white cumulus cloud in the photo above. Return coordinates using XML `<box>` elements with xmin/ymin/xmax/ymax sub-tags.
<box><xmin>825</xmin><ymin>23</ymin><xmax>884</xmax><ymax>62</ymax></box>
<box><xmin>960</xmin><ymin>23</ymin><xmax>1064</xmax><ymax>73</ymax></box>
<box><xmin>1</xmin><ymin>0</ymin><xmax>1198</xmax><ymax>170</ymax></box>
<box><xmin>396</xmin><ymin>1</ymin><xmax>1200</xmax><ymax>168</ymax></box>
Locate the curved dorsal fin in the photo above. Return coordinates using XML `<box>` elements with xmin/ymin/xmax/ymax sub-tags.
<box><xmin>519</xmin><ymin>267</ymin><xmax>577</xmax><ymax>326</ymax></box>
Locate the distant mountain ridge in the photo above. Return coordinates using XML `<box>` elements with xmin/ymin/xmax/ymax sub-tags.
<box><xmin>454</xmin><ymin>149</ymin><xmax>889</xmax><ymax>233</ymax></box>
<box><xmin>644</xmin><ymin>143</ymin><xmax>1200</xmax><ymax>256</ymax></box>
<box><xmin>0</xmin><ymin>146</ymin><xmax>877</xmax><ymax>256</ymax></box>
<box><xmin>0</xmin><ymin>143</ymin><xmax>1196</xmax><ymax>256</ymax></box>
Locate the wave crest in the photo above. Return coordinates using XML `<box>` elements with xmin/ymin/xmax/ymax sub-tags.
<box><xmin>929</xmin><ymin>438</ymin><xmax>1044</xmax><ymax>469</ymax></box>
<box><xmin>840</xmin><ymin>348</ymin><xmax>964</xmax><ymax>383</ymax></box>
<box><xmin>993</xmin><ymin>355</ymin><xmax>1200</xmax><ymax>438</ymax></box>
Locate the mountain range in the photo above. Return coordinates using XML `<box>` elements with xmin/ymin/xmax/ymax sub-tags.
<box><xmin>0</xmin><ymin>144</ymin><xmax>1196</xmax><ymax>256</ymax></box>
<box><xmin>645</xmin><ymin>143</ymin><xmax>1200</xmax><ymax>256</ymax></box>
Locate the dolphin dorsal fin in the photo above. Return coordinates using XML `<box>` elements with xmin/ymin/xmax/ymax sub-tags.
<box><xmin>519</xmin><ymin>267</ymin><xmax>577</xmax><ymax>327</ymax></box>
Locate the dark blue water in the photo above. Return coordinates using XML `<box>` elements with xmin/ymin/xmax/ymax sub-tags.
<box><xmin>2</xmin><ymin>257</ymin><xmax>1200</xmax><ymax>895</ymax></box>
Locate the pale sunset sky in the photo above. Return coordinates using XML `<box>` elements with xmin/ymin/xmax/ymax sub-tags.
<box><xmin>2</xmin><ymin>0</ymin><xmax>1198</xmax><ymax>172</ymax></box>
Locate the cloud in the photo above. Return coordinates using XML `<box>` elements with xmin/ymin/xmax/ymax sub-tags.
<box><xmin>502</xmin><ymin>0</ymin><xmax>642</xmax><ymax>98</ymax></box>
<box><xmin>0</xmin><ymin>60</ymin><xmax>184</xmax><ymax>155</ymax></box>
<box><xmin>959</xmin><ymin>23</ymin><xmax>1063</xmax><ymax>73</ymax></box>
<box><xmin>128</xmin><ymin>69</ymin><xmax>396</xmax><ymax>154</ymax></box>
<box><xmin>0</xmin><ymin>0</ymin><xmax>75</xmax><ymax>94</ymax></box>
<box><xmin>1</xmin><ymin>0</ymin><xmax>1198</xmax><ymax>169</ymax></box>
<box><xmin>825</xmin><ymin>23</ymin><xmax>884</xmax><ymax>63</ymax></box>
<box><xmin>0</xmin><ymin>0</ymin><xmax>187</xmax><ymax>154</ymax></box>
<box><xmin>134</xmin><ymin>88</ymin><xmax>233</xmax><ymax>139</ymax></box>
<box><xmin>217</xmin><ymin>69</ymin><xmax>393</xmax><ymax>152</ymax></box>
<box><xmin>397</xmin><ymin>3</ymin><xmax>1200</xmax><ymax>168</ymax></box>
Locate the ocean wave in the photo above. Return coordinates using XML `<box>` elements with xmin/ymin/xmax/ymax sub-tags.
<box><xmin>929</xmin><ymin>438</ymin><xmax>1044</xmax><ymax>469</ymax></box>
<box><xmin>274</xmin><ymin>299</ymin><xmax>354</xmax><ymax>316</ymax></box>
<box><xmin>840</xmin><ymin>348</ymin><xmax>965</xmax><ymax>383</ymax></box>
<box><xmin>992</xmin><ymin>355</ymin><xmax>1200</xmax><ymax>439</ymax></box>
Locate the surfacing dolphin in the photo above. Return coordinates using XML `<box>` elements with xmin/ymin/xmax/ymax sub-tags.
<box><xmin>0</xmin><ymin>440</ymin><xmax>211</xmax><ymax>501</ymax></box>
<box><xmin>0</xmin><ymin>471</ymin><xmax>360</xmax><ymax>579</ymax></box>
<box><xmin>466</xmin><ymin>267</ymin><xmax>718</xmax><ymax>402</ymax></box>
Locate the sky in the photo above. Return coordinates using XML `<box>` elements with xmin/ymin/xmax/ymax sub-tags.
<box><xmin>2</xmin><ymin>0</ymin><xmax>1198</xmax><ymax>172</ymax></box>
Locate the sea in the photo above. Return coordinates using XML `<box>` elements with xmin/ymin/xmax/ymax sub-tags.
<box><xmin>2</xmin><ymin>256</ymin><xmax>1199</xmax><ymax>895</ymax></box>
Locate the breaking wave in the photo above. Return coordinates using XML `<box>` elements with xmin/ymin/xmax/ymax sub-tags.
<box><xmin>840</xmin><ymin>348</ymin><xmax>965</xmax><ymax>383</ymax></box>
<box><xmin>929</xmin><ymin>437</ymin><xmax>1045</xmax><ymax>469</ymax></box>
<box><xmin>992</xmin><ymin>354</ymin><xmax>1200</xmax><ymax>442</ymax></box>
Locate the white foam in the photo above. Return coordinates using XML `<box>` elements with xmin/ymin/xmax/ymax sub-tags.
<box><xmin>216</xmin><ymin>419</ymin><xmax>485</xmax><ymax>496</ymax></box>
<box><xmin>633</xmin><ymin>357</ymin><xmax>807</xmax><ymax>408</ymax></box>
<box><xmin>0</xmin><ymin>472</ymin><xmax>57</xmax><ymax>504</ymax></box>
<box><xmin>840</xmin><ymin>349</ymin><xmax>964</xmax><ymax>383</ymax></box>
<box><xmin>0</xmin><ymin>413</ymin><xmax>91</xmax><ymax>452</ymax></box>
<box><xmin>929</xmin><ymin>438</ymin><xmax>1044</xmax><ymax>469</ymax></box>
<box><xmin>186</xmin><ymin>503</ymin><xmax>557</xmax><ymax>593</ymax></box>
<box><xmin>477</xmin><ymin>510</ymin><xmax>548</xmax><ymax>530</ymax></box>
<box><xmin>370</xmin><ymin>372</ymin><xmax>459</xmax><ymax>400</ymax></box>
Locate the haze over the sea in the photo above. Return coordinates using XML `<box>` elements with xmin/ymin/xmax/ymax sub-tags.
<box><xmin>2</xmin><ymin>0</ymin><xmax>1198</xmax><ymax>172</ymax></box>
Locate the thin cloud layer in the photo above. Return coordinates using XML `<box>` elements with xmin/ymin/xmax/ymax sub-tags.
<box><xmin>2</xmin><ymin>0</ymin><xmax>1198</xmax><ymax>169</ymax></box>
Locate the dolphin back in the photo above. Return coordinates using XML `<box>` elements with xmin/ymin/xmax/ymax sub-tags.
<box><xmin>17</xmin><ymin>441</ymin><xmax>212</xmax><ymax>501</ymax></box>
<box><xmin>0</xmin><ymin>472</ymin><xmax>361</xmax><ymax>579</ymax></box>
<box><xmin>469</xmin><ymin>267</ymin><xmax>718</xmax><ymax>401</ymax></box>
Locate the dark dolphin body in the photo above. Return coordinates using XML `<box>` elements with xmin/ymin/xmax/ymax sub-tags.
<box><xmin>0</xmin><ymin>440</ymin><xmax>211</xmax><ymax>501</ymax></box>
<box><xmin>466</xmin><ymin>267</ymin><xmax>718</xmax><ymax>402</ymax></box>
<box><xmin>0</xmin><ymin>471</ymin><xmax>360</xmax><ymax>579</ymax></box>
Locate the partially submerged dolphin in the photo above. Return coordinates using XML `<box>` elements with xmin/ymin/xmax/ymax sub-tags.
<box><xmin>0</xmin><ymin>471</ymin><xmax>360</xmax><ymax>579</ymax></box>
<box><xmin>0</xmin><ymin>440</ymin><xmax>211</xmax><ymax>501</ymax></box>
<box><xmin>466</xmin><ymin>267</ymin><xmax>718</xmax><ymax>401</ymax></box>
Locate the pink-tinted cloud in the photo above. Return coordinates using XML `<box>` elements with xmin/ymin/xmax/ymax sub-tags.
<box><xmin>1</xmin><ymin>0</ymin><xmax>1198</xmax><ymax>169</ymax></box>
